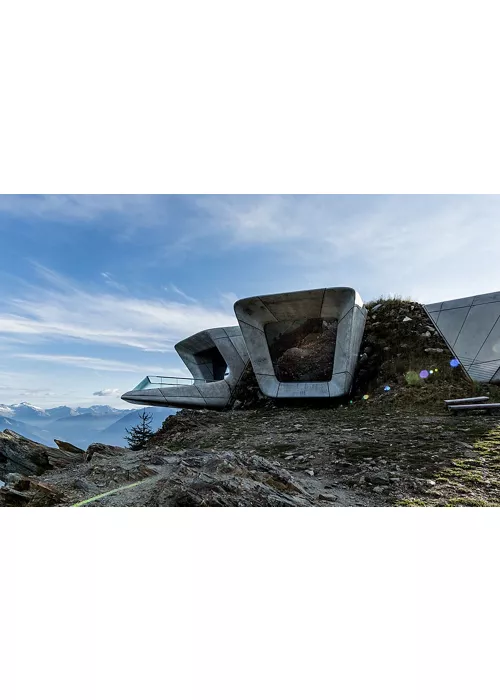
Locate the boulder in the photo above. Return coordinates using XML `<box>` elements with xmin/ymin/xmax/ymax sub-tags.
<box><xmin>0</xmin><ymin>430</ymin><xmax>84</xmax><ymax>478</ymax></box>
<box><xmin>54</xmin><ymin>439</ymin><xmax>85</xmax><ymax>454</ymax></box>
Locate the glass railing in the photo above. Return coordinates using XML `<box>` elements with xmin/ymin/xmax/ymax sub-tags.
<box><xmin>133</xmin><ymin>375</ymin><xmax>206</xmax><ymax>391</ymax></box>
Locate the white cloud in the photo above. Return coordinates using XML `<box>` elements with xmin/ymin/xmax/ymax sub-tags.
<box><xmin>193</xmin><ymin>195</ymin><xmax>500</xmax><ymax>303</ymax></box>
<box><xmin>93</xmin><ymin>388</ymin><xmax>121</xmax><ymax>397</ymax></box>
<box><xmin>0</xmin><ymin>194</ymin><xmax>168</xmax><ymax>227</ymax></box>
<box><xmin>0</xmin><ymin>265</ymin><xmax>236</xmax><ymax>351</ymax></box>
<box><xmin>12</xmin><ymin>353</ymin><xmax>182</xmax><ymax>374</ymax></box>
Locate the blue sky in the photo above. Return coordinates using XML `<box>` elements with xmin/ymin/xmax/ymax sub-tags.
<box><xmin>1</xmin><ymin>194</ymin><xmax>499</xmax><ymax>408</ymax></box>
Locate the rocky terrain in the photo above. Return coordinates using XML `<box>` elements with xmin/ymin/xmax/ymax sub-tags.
<box><xmin>2</xmin><ymin>297</ymin><xmax>500</xmax><ymax>507</ymax></box>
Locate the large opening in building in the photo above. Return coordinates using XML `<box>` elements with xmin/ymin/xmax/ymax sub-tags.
<box><xmin>194</xmin><ymin>347</ymin><xmax>228</xmax><ymax>381</ymax></box>
<box><xmin>265</xmin><ymin>317</ymin><xmax>338</xmax><ymax>382</ymax></box>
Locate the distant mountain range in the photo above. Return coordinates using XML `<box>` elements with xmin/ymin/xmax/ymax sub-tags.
<box><xmin>0</xmin><ymin>402</ymin><xmax>176</xmax><ymax>449</ymax></box>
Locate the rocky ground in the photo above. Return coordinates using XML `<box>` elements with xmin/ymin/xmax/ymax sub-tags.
<box><xmin>2</xmin><ymin>297</ymin><xmax>500</xmax><ymax>507</ymax></box>
<box><xmin>3</xmin><ymin>400</ymin><xmax>500</xmax><ymax>507</ymax></box>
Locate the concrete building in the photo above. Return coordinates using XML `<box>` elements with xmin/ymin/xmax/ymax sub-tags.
<box><xmin>122</xmin><ymin>285</ymin><xmax>500</xmax><ymax>412</ymax></box>
<box><xmin>424</xmin><ymin>291</ymin><xmax>500</xmax><ymax>383</ymax></box>
<box><xmin>122</xmin><ymin>286</ymin><xmax>367</xmax><ymax>409</ymax></box>
<box><xmin>233</xmin><ymin>287</ymin><xmax>367</xmax><ymax>398</ymax></box>
<box><xmin>121</xmin><ymin>326</ymin><xmax>249</xmax><ymax>409</ymax></box>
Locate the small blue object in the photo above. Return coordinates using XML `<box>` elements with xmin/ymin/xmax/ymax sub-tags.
<box><xmin>419</xmin><ymin>370</ymin><xmax>429</xmax><ymax>379</ymax></box>
<box><xmin>384</xmin><ymin>385</ymin><xmax>391</xmax><ymax>391</ymax></box>
<box><xmin>450</xmin><ymin>358</ymin><xmax>460</xmax><ymax>367</ymax></box>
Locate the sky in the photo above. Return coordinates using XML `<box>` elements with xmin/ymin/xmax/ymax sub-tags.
<box><xmin>0</xmin><ymin>194</ymin><xmax>499</xmax><ymax>409</ymax></box>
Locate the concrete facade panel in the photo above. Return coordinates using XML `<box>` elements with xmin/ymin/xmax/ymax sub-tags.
<box><xmin>196</xmin><ymin>380</ymin><xmax>231</xmax><ymax>399</ymax></box>
<box><xmin>255</xmin><ymin>374</ymin><xmax>280</xmax><ymax>398</ymax></box>
<box><xmin>472</xmin><ymin>292</ymin><xmax>500</xmax><ymax>305</ymax></box>
<box><xmin>329</xmin><ymin>372</ymin><xmax>352</xmax><ymax>397</ymax></box>
<box><xmin>236</xmin><ymin>321</ymin><xmax>274</xmax><ymax>376</ymax></box>
<box><xmin>277</xmin><ymin>382</ymin><xmax>330</xmax><ymax>398</ymax></box>
<box><xmin>233</xmin><ymin>298</ymin><xmax>278</xmax><ymax>327</ymax></box>
<box><xmin>474</xmin><ymin>316</ymin><xmax>500</xmax><ymax>363</ymax></box>
<box><xmin>434</xmin><ymin>306</ymin><xmax>471</xmax><ymax>346</ymax></box>
<box><xmin>441</xmin><ymin>296</ymin><xmax>476</xmax><ymax>310</ymax></box>
<box><xmin>453</xmin><ymin>302</ymin><xmax>500</xmax><ymax>361</ymax></box>
<box><xmin>263</xmin><ymin>289</ymin><xmax>324</xmax><ymax>321</ymax></box>
<box><xmin>425</xmin><ymin>302</ymin><xmax>442</xmax><ymax>313</ymax></box>
<box><xmin>425</xmin><ymin>290</ymin><xmax>500</xmax><ymax>384</ymax></box>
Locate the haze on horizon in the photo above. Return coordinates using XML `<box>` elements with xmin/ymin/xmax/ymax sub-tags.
<box><xmin>0</xmin><ymin>194</ymin><xmax>499</xmax><ymax>409</ymax></box>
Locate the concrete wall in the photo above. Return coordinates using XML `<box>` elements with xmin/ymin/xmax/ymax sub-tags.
<box><xmin>424</xmin><ymin>291</ymin><xmax>500</xmax><ymax>383</ymax></box>
<box><xmin>234</xmin><ymin>287</ymin><xmax>367</xmax><ymax>398</ymax></box>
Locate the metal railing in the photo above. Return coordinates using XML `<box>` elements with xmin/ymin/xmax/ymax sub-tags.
<box><xmin>133</xmin><ymin>375</ymin><xmax>206</xmax><ymax>391</ymax></box>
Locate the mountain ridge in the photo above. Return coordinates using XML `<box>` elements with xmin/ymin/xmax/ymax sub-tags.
<box><xmin>0</xmin><ymin>402</ymin><xmax>176</xmax><ymax>448</ymax></box>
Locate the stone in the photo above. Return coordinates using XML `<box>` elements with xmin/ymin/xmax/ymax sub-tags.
<box><xmin>402</xmin><ymin>316</ymin><xmax>412</xmax><ymax>322</ymax></box>
<box><xmin>369</xmin><ymin>472</ymin><xmax>391</xmax><ymax>485</ymax></box>
<box><xmin>4</xmin><ymin>472</ymin><xmax>31</xmax><ymax>490</ymax></box>
<box><xmin>0</xmin><ymin>430</ymin><xmax>84</xmax><ymax>477</ymax></box>
<box><xmin>0</xmin><ymin>488</ymin><xmax>31</xmax><ymax>505</ymax></box>
<box><xmin>318</xmin><ymin>493</ymin><xmax>338</xmax><ymax>503</ymax></box>
<box><xmin>424</xmin><ymin>348</ymin><xmax>444</xmax><ymax>353</ymax></box>
<box><xmin>73</xmin><ymin>478</ymin><xmax>93</xmax><ymax>491</ymax></box>
<box><xmin>28</xmin><ymin>480</ymin><xmax>64</xmax><ymax>506</ymax></box>
<box><xmin>373</xmin><ymin>486</ymin><xmax>388</xmax><ymax>494</ymax></box>
<box><xmin>54</xmin><ymin>440</ymin><xmax>85</xmax><ymax>454</ymax></box>
<box><xmin>305</xmin><ymin>469</ymin><xmax>315</xmax><ymax>476</ymax></box>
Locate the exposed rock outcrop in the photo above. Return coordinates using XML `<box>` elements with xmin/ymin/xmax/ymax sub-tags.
<box><xmin>0</xmin><ymin>430</ymin><xmax>84</xmax><ymax>478</ymax></box>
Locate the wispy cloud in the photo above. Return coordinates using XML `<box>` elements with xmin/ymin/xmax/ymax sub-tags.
<box><xmin>167</xmin><ymin>283</ymin><xmax>198</xmax><ymax>304</ymax></box>
<box><xmin>193</xmin><ymin>195</ymin><xmax>500</xmax><ymax>302</ymax></box>
<box><xmin>93</xmin><ymin>388</ymin><xmax>121</xmax><ymax>397</ymax></box>
<box><xmin>0</xmin><ymin>265</ymin><xmax>236</xmax><ymax>351</ymax></box>
<box><xmin>12</xmin><ymin>353</ymin><xmax>183</xmax><ymax>374</ymax></box>
<box><xmin>0</xmin><ymin>194</ymin><xmax>169</xmax><ymax>227</ymax></box>
<box><xmin>101</xmin><ymin>272</ymin><xmax>128</xmax><ymax>293</ymax></box>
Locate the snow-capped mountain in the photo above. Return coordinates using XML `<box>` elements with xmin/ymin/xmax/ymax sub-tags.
<box><xmin>45</xmin><ymin>406</ymin><xmax>80</xmax><ymax>420</ymax></box>
<box><xmin>8</xmin><ymin>402</ymin><xmax>51</xmax><ymax>421</ymax></box>
<box><xmin>0</xmin><ymin>404</ymin><xmax>15</xmax><ymax>418</ymax></box>
<box><xmin>0</xmin><ymin>402</ymin><xmax>176</xmax><ymax>449</ymax></box>
<box><xmin>0</xmin><ymin>402</ymin><xmax>134</xmax><ymax>425</ymax></box>
<box><xmin>75</xmin><ymin>405</ymin><xmax>126</xmax><ymax>416</ymax></box>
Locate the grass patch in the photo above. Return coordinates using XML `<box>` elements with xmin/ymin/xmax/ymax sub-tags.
<box><xmin>396</xmin><ymin>498</ymin><xmax>428</xmax><ymax>507</ymax></box>
<box><xmin>445</xmin><ymin>497</ymin><xmax>497</xmax><ymax>507</ymax></box>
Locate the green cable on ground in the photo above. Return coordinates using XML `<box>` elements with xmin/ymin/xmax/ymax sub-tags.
<box><xmin>72</xmin><ymin>480</ymin><xmax>146</xmax><ymax>507</ymax></box>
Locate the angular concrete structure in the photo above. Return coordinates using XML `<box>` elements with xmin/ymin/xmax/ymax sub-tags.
<box><xmin>233</xmin><ymin>287</ymin><xmax>367</xmax><ymax>398</ymax></box>
<box><xmin>424</xmin><ymin>291</ymin><xmax>500</xmax><ymax>383</ymax></box>
<box><xmin>121</xmin><ymin>326</ymin><xmax>249</xmax><ymax>409</ymax></box>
